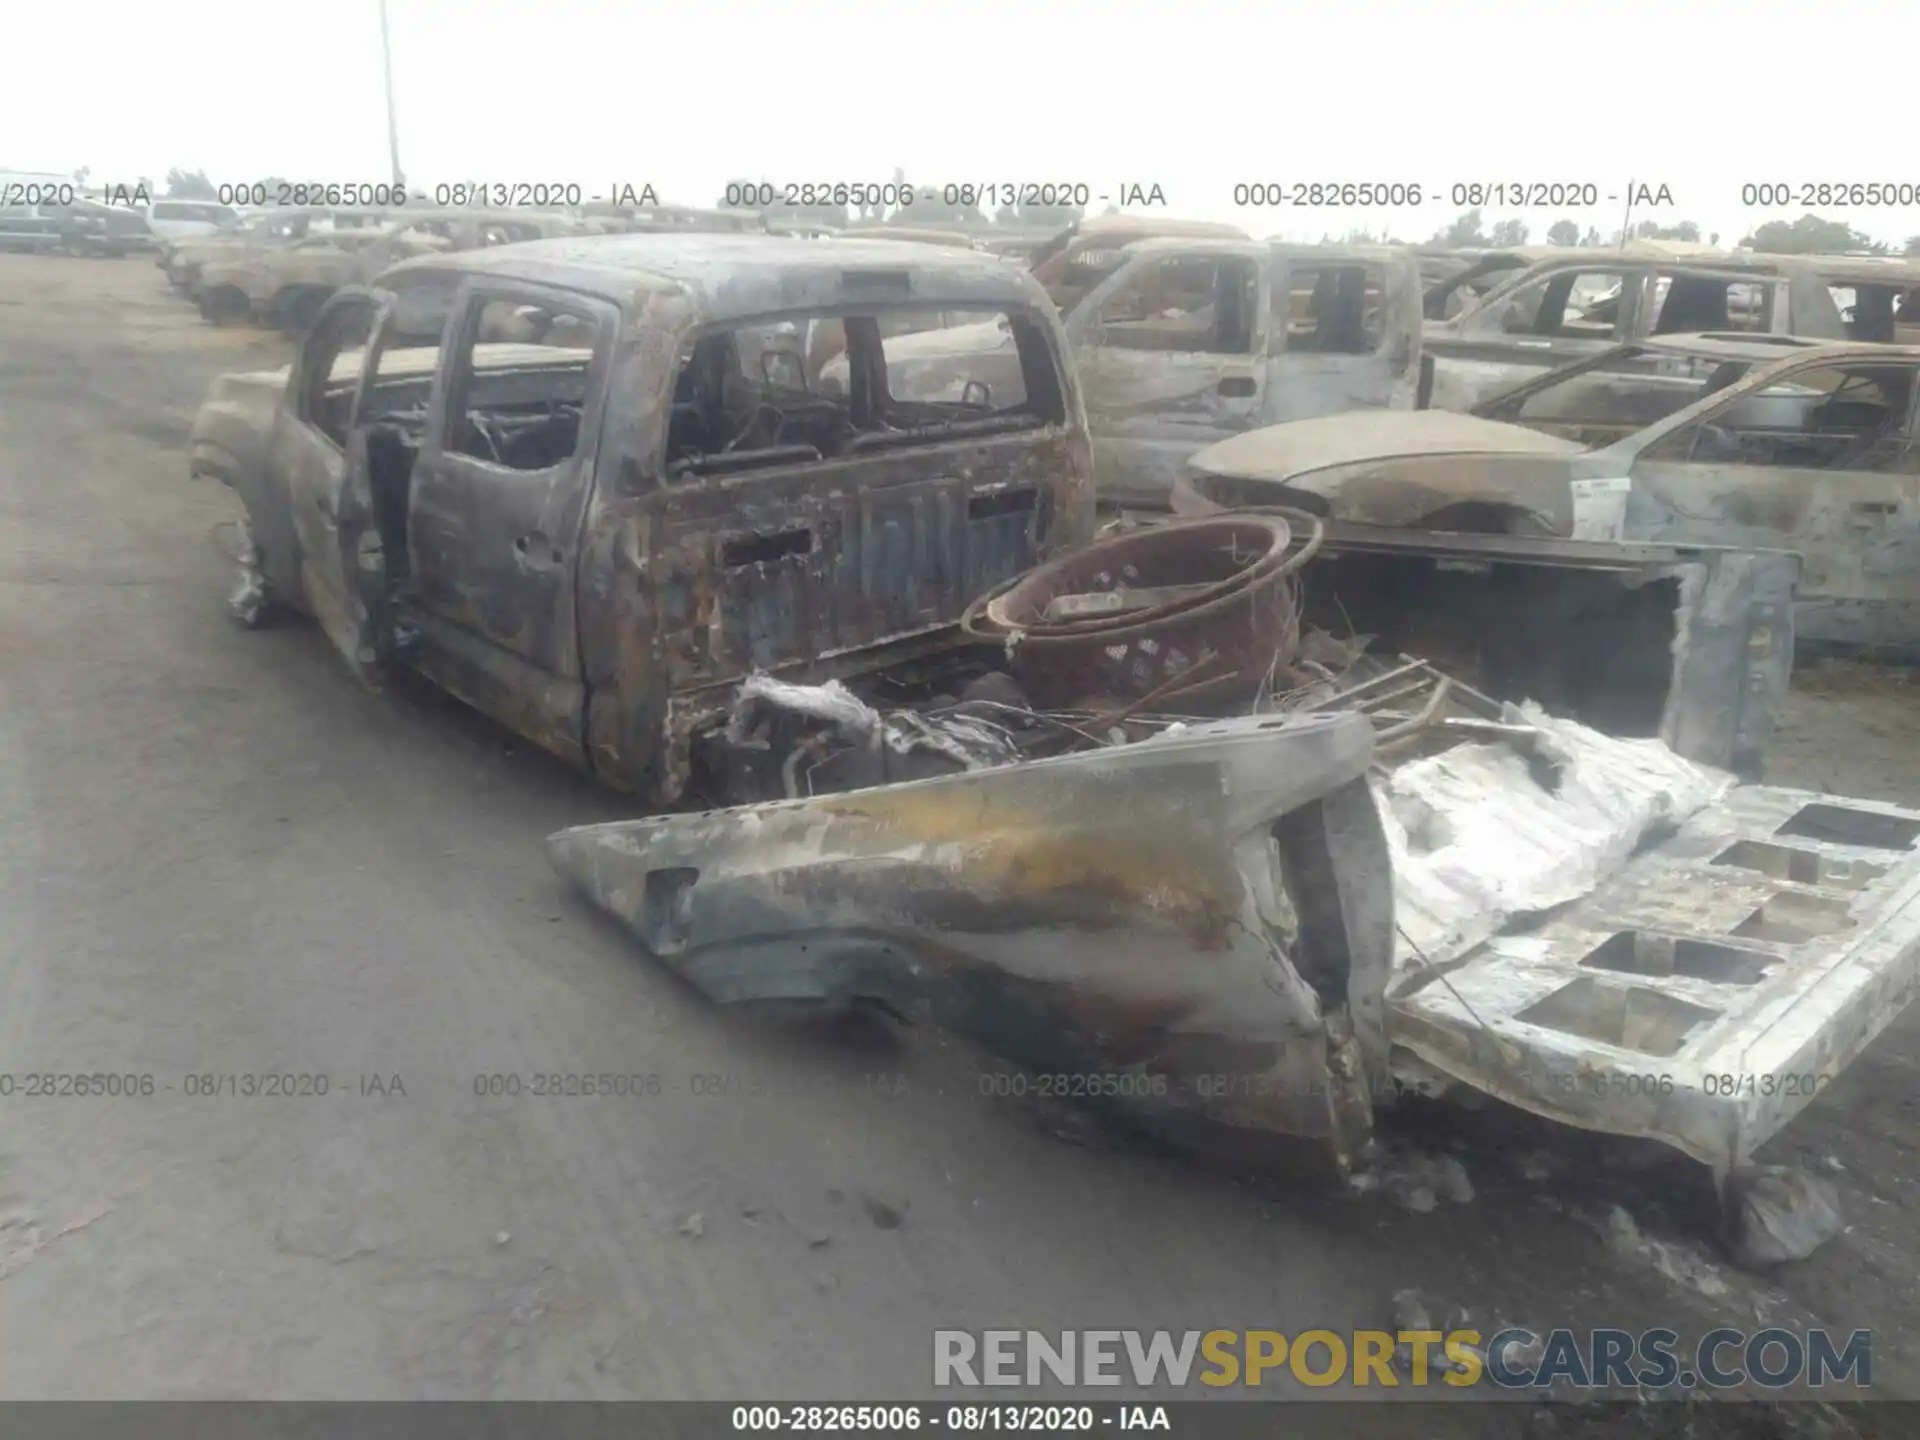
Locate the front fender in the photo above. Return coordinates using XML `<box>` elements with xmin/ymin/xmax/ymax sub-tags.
<box><xmin>191</xmin><ymin>382</ymin><xmax>304</xmax><ymax>607</ymax></box>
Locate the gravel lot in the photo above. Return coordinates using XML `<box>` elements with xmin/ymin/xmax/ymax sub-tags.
<box><xmin>1</xmin><ymin>252</ymin><xmax>1915</xmax><ymax>1433</ymax></box>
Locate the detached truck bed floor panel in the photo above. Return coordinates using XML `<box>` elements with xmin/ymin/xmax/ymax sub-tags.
<box><xmin>1388</xmin><ymin>783</ymin><xmax>1920</xmax><ymax>1170</ymax></box>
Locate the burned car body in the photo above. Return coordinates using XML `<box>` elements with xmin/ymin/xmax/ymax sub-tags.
<box><xmin>197</xmin><ymin>226</ymin><xmax>399</xmax><ymax>328</ymax></box>
<box><xmin>837</xmin><ymin>225</ymin><xmax>983</xmax><ymax>251</ymax></box>
<box><xmin>1425</xmin><ymin>248</ymin><xmax>1920</xmax><ymax>411</ymax></box>
<box><xmin>579</xmin><ymin>204</ymin><xmax>767</xmax><ymax>235</ymax></box>
<box><xmin>1421</xmin><ymin>241</ymin><xmax>1727</xmax><ymax>324</ymax></box>
<box><xmin>196</xmin><ymin>210</ymin><xmax>597</xmax><ymax>333</ymax></box>
<box><xmin>1024</xmin><ymin>214</ymin><xmax>1251</xmax><ymax>315</ymax></box>
<box><xmin>833</xmin><ymin>240</ymin><xmax>1426</xmax><ymax>508</ymax></box>
<box><xmin>162</xmin><ymin>205</ymin><xmax>392</xmax><ymax>296</ymax></box>
<box><xmin>190</xmin><ymin>234</ymin><xmax>1095</xmax><ymax>801</ymax></box>
<box><xmin>1176</xmin><ymin>334</ymin><xmax>1920</xmax><ymax>652</ymax></box>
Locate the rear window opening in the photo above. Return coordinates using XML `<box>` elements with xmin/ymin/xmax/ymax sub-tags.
<box><xmin>446</xmin><ymin>297</ymin><xmax>600</xmax><ymax>472</ymax></box>
<box><xmin>1579</xmin><ymin>931</ymin><xmax>1774</xmax><ymax>986</ymax></box>
<box><xmin>1830</xmin><ymin>283</ymin><xmax>1910</xmax><ymax>344</ymax></box>
<box><xmin>664</xmin><ymin>306</ymin><xmax>1066</xmax><ymax>479</ymax></box>
<box><xmin>1649</xmin><ymin>274</ymin><xmax>1775</xmax><ymax>335</ymax></box>
<box><xmin>1711</xmin><ymin>839</ymin><xmax>1888</xmax><ymax>891</ymax></box>
<box><xmin>1493</xmin><ymin>269</ymin><xmax>1628</xmax><ymax>340</ymax></box>
<box><xmin>1729</xmin><ymin>891</ymin><xmax>1855</xmax><ymax>944</ymax></box>
<box><xmin>1094</xmin><ymin>255</ymin><xmax>1258</xmax><ymax>355</ymax></box>
<box><xmin>1775</xmin><ymin>803</ymin><xmax>1920</xmax><ymax>851</ymax></box>
<box><xmin>1516</xmin><ymin>977</ymin><xmax>1722</xmax><ymax>1057</ymax></box>
<box><xmin>1281</xmin><ymin>263</ymin><xmax>1387</xmax><ymax>355</ymax></box>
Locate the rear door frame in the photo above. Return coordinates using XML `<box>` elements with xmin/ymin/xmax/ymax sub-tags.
<box><xmin>401</xmin><ymin>276</ymin><xmax>622</xmax><ymax>766</ymax></box>
<box><xmin>271</xmin><ymin>284</ymin><xmax>396</xmax><ymax>686</ymax></box>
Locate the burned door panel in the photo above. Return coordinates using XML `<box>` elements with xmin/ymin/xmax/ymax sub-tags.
<box><xmin>403</xmin><ymin>286</ymin><xmax>619</xmax><ymax>764</ymax></box>
<box><xmin>553</xmin><ymin>672</ymin><xmax>1920</xmax><ymax>1172</ymax></box>
<box><xmin>272</xmin><ymin>288</ymin><xmax>391</xmax><ymax>684</ymax></box>
<box><xmin>1626</xmin><ymin>358</ymin><xmax>1920</xmax><ymax>650</ymax></box>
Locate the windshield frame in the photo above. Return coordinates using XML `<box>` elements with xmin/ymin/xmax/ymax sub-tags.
<box><xmin>1471</xmin><ymin>340</ymin><xmax>1770</xmax><ymax>448</ymax></box>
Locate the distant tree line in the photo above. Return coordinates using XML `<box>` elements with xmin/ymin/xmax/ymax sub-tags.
<box><xmin>1420</xmin><ymin>206</ymin><xmax>1907</xmax><ymax>255</ymax></box>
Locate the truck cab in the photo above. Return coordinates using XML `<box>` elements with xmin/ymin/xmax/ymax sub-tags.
<box><xmin>193</xmin><ymin>235</ymin><xmax>1095</xmax><ymax>800</ymax></box>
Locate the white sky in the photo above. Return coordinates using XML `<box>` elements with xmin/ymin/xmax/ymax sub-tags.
<box><xmin>9</xmin><ymin>0</ymin><xmax>1919</xmax><ymax>249</ymax></box>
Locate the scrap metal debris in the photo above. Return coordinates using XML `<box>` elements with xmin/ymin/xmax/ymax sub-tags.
<box><xmin>1349</xmin><ymin>1144</ymin><xmax>1476</xmax><ymax>1213</ymax></box>
<box><xmin>961</xmin><ymin>511</ymin><xmax>1321</xmax><ymax>712</ymax></box>
<box><xmin>1378</xmin><ymin>706</ymin><xmax>1732</xmax><ymax>970</ymax></box>
<box><xmin>549</xmin><ymin>709</ymin><xmax>1393</xmax><ymax>1171</ymax></box>
<box><xmin>724</xmin><ymin>674</ymin><xmax>1024</xmax><ymax>797</ymax></box>
<box><xmin>570</xmin><ymin>570</ymin><xmax>1920</xmax><ymax>1194</ymax></box>
<box><xmin>1722</xmin><ymin>1165</ymin><xmax>1845</xmax><ymax>1268</ymax></box>
<box><xmin>1604</xmin><ymin>1204</ymin><xmax>1732</xmax><ymax>1299</ymax></box>
<box><xmin>542</xmin><ymin>461</ymin><xmax>1920</xmax><ymax>1205</ymax></box>
<box><xmin>218</xmin><ymin>518</ymin><xmax>273</xmax><ymax>627</ymax></box>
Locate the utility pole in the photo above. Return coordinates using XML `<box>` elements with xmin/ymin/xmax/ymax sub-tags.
<box><xmin>378</xmin><ymin>0</ymin><xmax>405</xmax><ymax>188</ymax></box>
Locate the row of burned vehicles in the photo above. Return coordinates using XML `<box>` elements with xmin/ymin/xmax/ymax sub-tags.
<box><xmin>157</xmin><ymin>201</ymin><xmax>784</xmax><ymax>331</ymax></box>
<box><xmin>187</xmin><ymin>230</ymin><xmax>1920</xmax><ymax>1204</ymax></box>
<box><xmin>155</xmin><ymin>200</ymin><xmax>1081</xmax><ymax>334</ymax></box>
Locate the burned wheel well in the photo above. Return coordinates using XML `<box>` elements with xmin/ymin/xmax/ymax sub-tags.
<box><xmin>201</xmin><ymin>284</ymin><xmax>250</xmax><ymax>320</ymax></box>
<box><xmin>275</xmin><ymin>286</ymin><xmax>333</xmax><ymax>334</ymax></box>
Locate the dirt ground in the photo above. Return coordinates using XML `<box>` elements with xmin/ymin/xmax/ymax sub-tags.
<box><xmin>1</xmin><ymin>253</ymin><xmax>1916</xmax><ymax>1431</ymax></box>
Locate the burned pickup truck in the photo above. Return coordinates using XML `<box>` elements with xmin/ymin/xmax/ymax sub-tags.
<box><xmin>190</xmin><ymin>234</ymin><xmax>1096</xmax><ymax>796</ymax></box>
<box><xmin>161</xmin><ymin>205</ymin><xmax>392</xmax><ymax>298</ymax></box>
<box><xmin>190</xmin><ymin>236</ymin><xmax>1920</xmax><ymax>1187</ymax></box>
